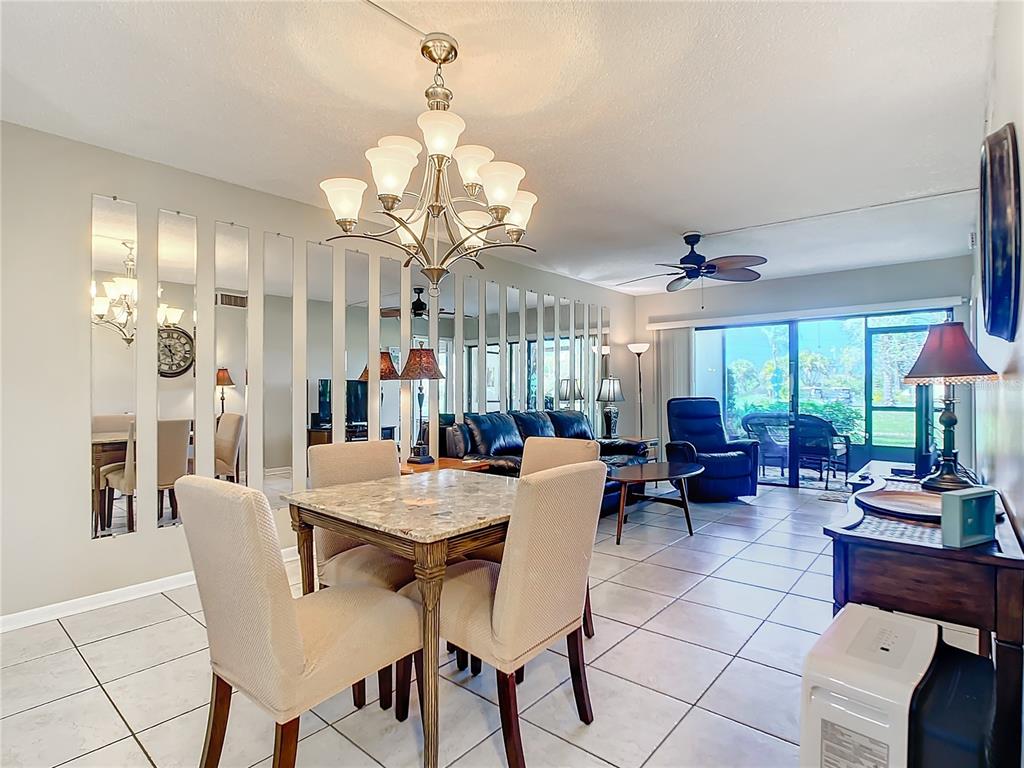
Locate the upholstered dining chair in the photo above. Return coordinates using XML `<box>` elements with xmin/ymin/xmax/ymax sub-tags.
<box><xmin>174</xmin><ymin>476</ymin><xmax>421</xmax><ymax>768</ymax></box>
<box><xmin>103</xmin><ymin>420</ymin><xmax>136</xmax><ymax>532</ymax></box>
<box><xmin>214</xmin><ymin>412</ymin><xmax>244</xmax><ymax>482</ymax></box>
<box><xmin>468</xmin><ymin>436</ymin><xmax>601</xmax><ymax>649</ymax></box>
<box><xmin>156</xmin><ymin>419</ymin><xmax>191</xmax><ymax>520</ymax></box>
<box><xmin>307</xmin><ymin>439</ymin><xmax>417</xmax><ymax>710</ymax></box>
<box><xmin>400</xmin><ymin>461</ymin><xmax>608</xmax><ymax>768</ymax></box>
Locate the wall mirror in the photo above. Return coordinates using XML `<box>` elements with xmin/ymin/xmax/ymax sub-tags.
<box><xmin>542</xmin><ymin>294</ymin><xmax>555</xmax><ymax>410</ymax></box>
<box><xmin>463</xmin><ymin>275</ymin><xmax>479</xmax><ymax>413</ymax></box>
<box><xmin>435</xmin><ymin>275</ymin><xmax>456</xmax><ymax>422</ymax></box>
<box><xmin>90</xmin><ymin>194</ymin><xmax>138</xmax><ymax>538</ymax></box>
<box><xmin>485</xmin><ymin>281</ymin><xmax>500</xmax><ymax>412</ymax></box>
<box><xmin>573</xmin><ymin>299</ymin><xmax>586</xmax><ymax>413</ymax></box>
<box><xmin>379</xmin><ymin>255</ymin><xmax>402</xmax><ymax>441</ymax></box>
<box><xmin>557</xmin><ymin>296</ymin><xmax>572</xmax><ymax>409</ymax></box>
<box><xmin>589</xmin><ymin>303</ymin><xmax>600</xmax><ymax>423</ymax></box>
<box><xmin>306</xmin><ymin>241</ymin><xmax>333</xmax><ymax>485</ymax></box>
<box><xmin>344</xmin><ymin>250</ymin><xmax>369</xmax><ymax>442</ymax></box>
<box><xmin>156</xmin><ymin>209</ymin><xmax>197</xmax><ymax>528</ymax></box>
<box><xmin>263</xmin><ymin>233</ymin><xmax>293</xmax><ymax>507</ymax></box>
<box><xmin>214</xmin><ymin>221</ymin><xmax>248</xmax><ymax>487</ymax></box>
<box><xmin>507</xmin><ymin>286</ymin><xmax>521</xmax><ymax>411</ymax></box>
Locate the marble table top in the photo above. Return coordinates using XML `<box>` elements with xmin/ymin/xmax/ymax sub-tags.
<box><xmin>283</xmin><ymin>469</ymin><xmax>519</xmax><ymax>543</ymax></box>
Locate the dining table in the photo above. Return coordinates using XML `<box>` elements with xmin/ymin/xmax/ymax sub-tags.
<box><xmin>283</xmin><ymin>469</ymin><xmax>520</xmax><ymax>768</ymax></box>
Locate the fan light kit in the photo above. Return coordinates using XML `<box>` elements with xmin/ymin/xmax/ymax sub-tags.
<box><xmin>619</xmin><ymin>232</ymin><xmax>767</xmax><ymax>300</ymax></box>
<box><xmin>319</xmin><ymin>32</ymin><xmax>538</xmax><ymax>295</ymax></box>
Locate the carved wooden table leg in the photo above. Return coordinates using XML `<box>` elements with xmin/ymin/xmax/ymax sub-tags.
<box><xmin>414</xmin><ymin>541</ymin><xmax>447</xmax><ymax>768</ymax></box>
<box><xmin>289</xmin><ymin>505</ymin><xmax>315</xmax><ymax>595</ymax></box>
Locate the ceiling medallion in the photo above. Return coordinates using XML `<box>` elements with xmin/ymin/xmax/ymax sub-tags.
<box><xmin>319</xmin><ymin>32</ymin><xmax>537</xmax><ymax>294</ymax></box>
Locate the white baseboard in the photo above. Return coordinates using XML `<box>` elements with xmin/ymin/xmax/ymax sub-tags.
<box><xmin>0</xmin><ymin>545</ymin><xmax>299</xmax><ymax>633</ymax></box>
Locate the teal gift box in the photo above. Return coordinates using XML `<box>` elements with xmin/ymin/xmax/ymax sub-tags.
<box><xmin>941</xmin><ymin>486</ymin><xmax>997</xmax><ymax>548</ymax></box>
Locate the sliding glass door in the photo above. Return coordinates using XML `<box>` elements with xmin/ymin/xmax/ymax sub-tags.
<box><xmin>694</xmin><ymin>307</ymin><xmax>952</xmax><ymax>490</ymax></box>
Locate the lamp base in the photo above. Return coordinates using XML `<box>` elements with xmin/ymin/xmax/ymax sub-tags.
<box><xmin>407</xmin><ymin>443</ymin><xmax>434</xmax><ymax>465</ymax></box>
<box><xmin>602</xmin><ymin>405</ymin><xmax>619</xmax><ymax>439</ymax></box>
<box><xmin>920</xmin><ymin>456</ymin><xmax>975</xmax><ymax>493</ymax></box>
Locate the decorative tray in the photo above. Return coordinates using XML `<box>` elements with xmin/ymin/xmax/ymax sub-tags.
<box><xmin>856</xmin><ymin>488</ymin><xmax>1006</xmax><ymax>522</ymax></box>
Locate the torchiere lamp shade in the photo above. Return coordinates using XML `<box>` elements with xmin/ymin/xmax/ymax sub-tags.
<box><xmin>558</xmin><ymin>378</ymin><xmax>584</xmax><ymax>401</ymax></box>
<box><xmin>903</xmin><ymin>323</ymin><xmax>998</xmax><ymax>385</ymax></box>
<box><xmin>399</xmin><ymin>342</ymin><xmax>445</xmax><ymax>380</ymax></box>
<box><xmin>216</xmin><ymin>368</ymin><xmax>234</xmax><ymax>387</ymax></box>
<box><xmin>358</xmin><ymin>351</ymin><xmax>402</xmax><ymax>382</ymax></box>
<box><xmin>596</xmin><ymin>376</ymin><xmax>625</xmax><ymax>402</ymax></box>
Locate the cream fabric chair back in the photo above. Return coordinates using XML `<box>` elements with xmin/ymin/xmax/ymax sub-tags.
<box><xmin>520</xmin><ymin>436</ymin><xmax>599</xmax><ymax>477</ymax></box>
<box><xmin>215</xmin><ymin>413</ymin><xmax>244</xmax><ymax>468</ymax></box>
<box><xmin>157</xmin><ymin>419</ymin><xmax>191</xmax><ymax>489</ymax></box>
<box><xmin>492</xmin><ymin>461</ymin><xmax>607</xmax><ymax>658</ymax></box>
<box><xmin>92</xmin><ymin>414</ymin><xmax>134</xmax><ymax>433</ymax></box>
<box><xmin>307</xmin><ymin>440</ymin><xmax>401</xmax><ymax>574</ymax></box>
<box><xmin>175</xmin><ymin>476</ymin><xmax>303</xmax><ymax>713</ymax></box>
<box><xmin>120</xmin><ymin>420</ymin><xmax>137</xmax><ymax>492</ymax></box>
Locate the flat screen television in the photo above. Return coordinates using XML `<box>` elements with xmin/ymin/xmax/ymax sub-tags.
<box><xmin>346</xmin><ymin>379</ymin><xmax>368</xmax><ymax>425</ymax></box>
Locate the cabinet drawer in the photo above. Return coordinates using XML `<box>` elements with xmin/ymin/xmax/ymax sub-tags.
<box><xmin>846</xmin><ymin>546</ymin><xmax>995</xmax><ymax>630</ymax></box>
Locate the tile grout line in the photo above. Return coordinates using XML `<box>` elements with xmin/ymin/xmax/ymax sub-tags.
<box><xmin>55</xmin><ymin>618</ymin><xmax>159</xmax><ymax>768</ymax></box>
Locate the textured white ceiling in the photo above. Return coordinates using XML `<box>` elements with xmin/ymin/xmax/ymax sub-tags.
<box><xmin>5</xmin><ymin>1</ymin><xmax>994</xmax><ymax>294</ymax></box>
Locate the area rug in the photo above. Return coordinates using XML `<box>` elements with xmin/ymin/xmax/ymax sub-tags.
<box><xmin>819</xmin><ymin>491</ymin><xmax>852</xmax><ymax>503</ymax></box>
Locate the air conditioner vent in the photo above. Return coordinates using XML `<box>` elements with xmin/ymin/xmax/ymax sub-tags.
<box><xmin>217</xmin><ymin>293</ymin><xmax>248</xmax><ymax>308</ymax></box>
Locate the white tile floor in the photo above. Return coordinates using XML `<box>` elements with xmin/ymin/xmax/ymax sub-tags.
<box><xmin>4</xmin><ymin>484</ymin><xmax>965</xmax><ymax>767</ymax></box>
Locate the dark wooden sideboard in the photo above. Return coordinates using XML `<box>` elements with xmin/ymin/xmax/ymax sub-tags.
<box><xmin>825</xmin><ymin>478</ymin><xmax>1024</xmax><ymax>766</ymax></box>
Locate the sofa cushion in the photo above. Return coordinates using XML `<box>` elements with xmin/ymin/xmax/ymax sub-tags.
<box><xmin>545</xmin><ymin>410</ymin><xmax>595</xmax><ymax>440</ymax></box>
<box><xmin>511</xmin><ymin>411</ymin><xmax>555</xmax><ymax>439</ymax></box>
<box><xmin>464</xmin><ymin>412</ymin><xmax>524</xmax><ymax>456</ymax></box>
<box><xmin>600</xmin><ymin>454</ymin><xmax>646</xmax><ymax>471</ymax></box>
<box><xmin>697</xmin><ymin>450</ymin><xmax>752</xmax><ymax>478</ymax></box>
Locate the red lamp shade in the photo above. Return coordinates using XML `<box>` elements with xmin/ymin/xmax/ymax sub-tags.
<box><xmin>903</xmin><ymin>322</ymin><xmax>998</xmax><ymax>385</ymax></box>
<box><xmin>399</xmin><ymin>343</ymin><xmax>445</xmax><ymax>380</ymax></box>
<box><xmin>358</xmin><ymin>351</ymin><xmax>401</xmax><ymax>382</ymax></box>
<box><xmin>216</xmin><ymin>368</ymin><xmax>235</xmax><ymax>387</ymax></box>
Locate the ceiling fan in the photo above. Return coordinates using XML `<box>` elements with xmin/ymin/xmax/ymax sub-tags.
<box><xmin>381</xmin><ymin>287</ymin><xmax>456</xmax><ymax>319</ymax></box>
<box><xmin>618</xmin><ymin>232</ymin><xmax>767</xmax><ymax>292</ymax></box>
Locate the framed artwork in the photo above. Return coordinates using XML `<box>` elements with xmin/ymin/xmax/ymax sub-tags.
<box><xmin>979</xmin><ymin>122</ymin><xmax>1021</xmax><ymax>342</ymax></box>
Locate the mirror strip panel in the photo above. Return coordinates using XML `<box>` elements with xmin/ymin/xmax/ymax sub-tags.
<box><xmin>292</xmin><ymin>243</ymin><xmax>307</xmax><ymax>492</ymax></box>
<box><xmin>399</xmin><ymin>262</ymin><xmax>412</xmax><ymax>459</ymax></box>
<box><xmin>246</xmin><ymin>228</ymin><xmax>263</xmax><ymax>491</ymax></box>
<box><xmin>134</xmin><ymin>205</ymin><xmax>158</xmax><ymax>532</ymax></box>
<box><xmin>428</xmin><ymin>286</ymin><xmax>440</xmax><ymax>455</ymax></box>
<box><xmin>477</xmin><ymin>278</ymin><xmax>486</xmax><ymax>414</ymax></box>
<box><xmin>367</xmin><ymin>252</ymin><xmax>381</xmax><ymax>439</ymax></box>
<box><xmin>195</xmin><ymin>219</ymin><xmax>216</xmax><ymax>476</ymax></box>
<box><xmin>452</xmin><ymin>272</ymin><xmax>464</xmax><ymax>422</ymax></box>
<box><xmin>331</xmin><ymin>247</ymin><xmax>348</xmax><ymax>440</ymax></box>
<box><xmin>498</xmin><ymin>284</ymin><xmax>508</xmax><ymax>412</ymax></box>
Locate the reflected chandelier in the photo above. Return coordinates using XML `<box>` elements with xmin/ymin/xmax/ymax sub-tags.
<box><xmin>90</xmin><ymin>240</ymin><xmax>185</xmax><ymax>346</ymax></box>
<box><xmin>319</xmin><ymin>32</ymin><xmax>537</xmax><ymax>295</ymax></box>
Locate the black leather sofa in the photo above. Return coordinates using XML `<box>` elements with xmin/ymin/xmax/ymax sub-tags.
<box><xmin>445</xmin><ymin>410</ymin><xmax>649</xmax><ymax>514</ymax></box>
<box><xmin>665</xmin><ymin>397</ymin><xmax>759</xmax><ymax>501</ymax></box>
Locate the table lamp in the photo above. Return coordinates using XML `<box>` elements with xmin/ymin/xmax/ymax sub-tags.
<box><xmin>398</xmin><ymin>342</ymin><xmax>445</xmax><ymax>464</ymax></box>
<box><xmin>596</xmin><ymin>376</ymin><xmax>625</xmax><ymax>438</ymax></box>
<box><xmin>215</xmin><ymin>367</ymin><xmax>234</xmax><ymax>415</ymax></box>
<box><xmin>627</xmin><ymin>342</ymin><xmax>651</xmax><ymax>436</ymax></box>
<box><xmin>558</xmin><ymin>378</ymin><xmax>583</xmax><ymax>408</ymax></box>
<box><xmin>903</xmin><ymin>322</ymin><xmax>997</xmax><ymax>492</ymax></box>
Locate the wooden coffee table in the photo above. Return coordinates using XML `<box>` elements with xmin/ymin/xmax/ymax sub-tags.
<box><xmin>401</xmin><ymin>457</ymin><xmax>491</xmax><ymax>475</ymax></box>
<box><xmin>608</xmin><ymin>461</ymin><xmax>704</xmax><ymax>544</ymax></box>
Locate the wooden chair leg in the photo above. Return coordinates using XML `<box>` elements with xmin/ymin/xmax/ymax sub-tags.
<box><xmin>566</xmin><ymin>627</ymin><xmax>594</xmax><ymax>724</ymax></box>
<box><xmin>515</xmin><ymin>666</ymin><xmax>524</xmax><ymax>684</ymax></box>
<box><xmin>395</xmin><ymin>655</ymin><xmax>412</xmax><ymax>721</ymax></box>
<box><xmin>272</xmin><ymin>718</ymin><xmax>300</xmax><ymax>768</ymax></box>
<box><xmin>378</xmin><ymin>665</ymin><xmax>393</xmax><ymax>710</ymax></box>
<box><xmin>105</xmin><ymin>489</ymin><xmax>114</xmax><ymax>530</ymax></box>
<box><xmin>446</xmin><ymin>641</ymin><xmax>456</xmax><ymax>654</ymax></box>
<box><xmin>455</xmin><ymin>648</ymin><xmax>469</xmax><ymax>671</ymax></box>
<box><xmin>583</xmin><ymin>583</ymin><xmax>595</xmax><ymax>639</ymax></box>
<box><xmin>170</xmin><ymin>488</ymin><xmax>179</xmax><ymax>519</ymax></box>
<box><xmin>200</xmin><ymin>674</ymin><xmax>232</xmax><ymax>768</ymax></box>
<box><xmin>496</xmin><ymin>670</ymin><xmax>526</xmax><ymax>768</ymax></box>
<box><xmin>352</xmin><ymin>679</ymin><xmax>366</xmax><ymax>708</ymax></box>
<box><xmin>158</xmin><ymin>489</ymin><xmax>165</xmax><ymax>517</ymax></box>
<box><xmin>126</xmin><ymin>494</ymin><xmax>135</xmax><ymax>532</ymax></box>
<box><xmin>470</xmin><ymin>655</ymin><xmax>482</xmax><ymax>676</ymax></box>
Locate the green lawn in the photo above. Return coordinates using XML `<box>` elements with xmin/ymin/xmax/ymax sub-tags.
<box><xmin>870</xmin><ymin>410</ymin><xmax>915</xmax><ymax>447</ymax></box>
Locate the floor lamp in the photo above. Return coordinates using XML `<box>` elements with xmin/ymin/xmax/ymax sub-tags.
<box><xmin>627</xmin><ymin>342</ymin><xmax>650</xmax><ymax>437</ymax></box>
<box><xmin>399</xmin><ymin>342</ymin><xmax>445</xmax><ymax>464</ymax></box>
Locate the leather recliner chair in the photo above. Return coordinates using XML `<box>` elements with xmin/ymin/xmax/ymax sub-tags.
<box><xmin>665</xmin><ymin>397</ymin><xmax>759</xmax><ymax>501</ymax></box>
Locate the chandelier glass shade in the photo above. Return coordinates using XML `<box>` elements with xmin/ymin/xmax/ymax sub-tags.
<box><xmin>319</xmin><ymin>32</ymin><xmax>537</xmax><ymax>294</ymax></box>
<box><xmin>91</xmin><ymin>241</ymin><xmax>185</xmax><ymax>346</ymax></box>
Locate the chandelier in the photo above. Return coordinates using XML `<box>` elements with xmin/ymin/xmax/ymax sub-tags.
<box><xmin>319</xmin><ymin>32</ymin><xmax>537</xmax><ymax>294</ymax></box>
<box><xmin>91</xmin><ymin>240</ymin><xmax>185</xmax><ymax>346</ymax></box>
